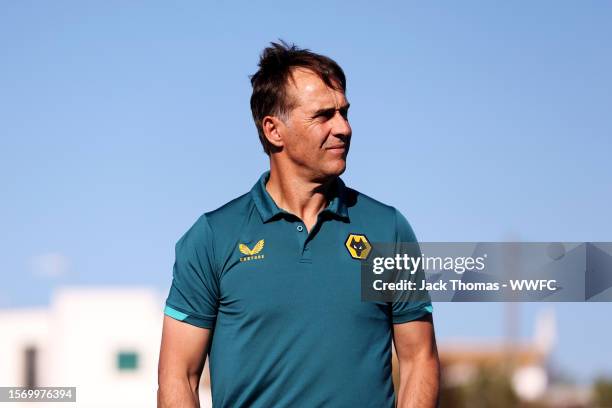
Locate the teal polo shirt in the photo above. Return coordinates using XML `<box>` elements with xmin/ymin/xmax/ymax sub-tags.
<box><xmin>165</xmin><ymin>171</ymin><xmax>432</xmax><ymax>408</ymax></box>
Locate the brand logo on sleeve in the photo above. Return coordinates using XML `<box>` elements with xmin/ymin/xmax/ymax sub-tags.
<box><xmin>345</xmin><ymin>234</ymin><xmax>372</xmax><ymax>260</ymax></box>
<box><xmin>239</xmin><ymin>239</ymin><xmax>265</xmax><ymax>262</ymax></box>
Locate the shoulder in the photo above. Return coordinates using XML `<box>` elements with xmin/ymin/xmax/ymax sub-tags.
<box><xmin>205</xmin><ymin>192</ymin><xmax>255</xmax><ymax>227</ymax></box>
<box><xmin>189</xmin><ymin>191</ymin><xmax>259</xmax><ymax>242</ymax></box>
<box><xmin>175</xmin><ymin>192</ymin><xmax>258</xmax><ymax>269</ymax></box>
<box><xmin>178</xmin><ymin>191</ymin><xmax>255</xmax><ymax>241</ymax></box>
<box><xmin>344</xmin><ymin>184</ymin><xmax>417</xmax><ymax>242</ymax></box>
<box><xmin>344</xmin><ymin>185</ymin><xmax>402</xmax><ymax>221</ymax></box>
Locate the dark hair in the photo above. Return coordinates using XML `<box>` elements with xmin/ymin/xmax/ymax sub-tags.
<box><xmin>250</xmin><ymin>41</ymin><xmax>346</xmax><ymax>154</ymax></box>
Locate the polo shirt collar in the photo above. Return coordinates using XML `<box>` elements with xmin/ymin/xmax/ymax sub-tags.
<box><xmin>250</xmin><ymin>171</ymin><xmax>349</xmax><ymax>222</ymax></box>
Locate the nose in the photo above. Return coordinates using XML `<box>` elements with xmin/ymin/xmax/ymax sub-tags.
<box><xmin>331</xmin><ymin>111</ymin><xmax>351</xmax><ymax>139</ymax></box>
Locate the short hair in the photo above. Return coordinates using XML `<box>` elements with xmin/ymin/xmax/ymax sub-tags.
<box><xmin>250</xmin><ymin>41</ymin><xmax>347</xmax><ymax>154</ymax></box>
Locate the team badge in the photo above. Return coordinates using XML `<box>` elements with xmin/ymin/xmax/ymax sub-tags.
<box><xmin>345</xmin><ymin>234</ymin><xmax>371</xmax><ymax>260</ymax></box>
<box><xmin>239</xmin><ymin>239</ymin><xmax>265</xmax><ymax>262</ymax></box>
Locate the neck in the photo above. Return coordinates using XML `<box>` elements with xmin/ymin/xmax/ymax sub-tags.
<box><xmin>266</xmin><ymin>165</ymin><xmax>336</xmax><ymax>232</ymax></box>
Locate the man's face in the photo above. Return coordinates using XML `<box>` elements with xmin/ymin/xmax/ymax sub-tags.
<box><xmin>279</xmin><ymin>68</ymin><xmax>351</xmax><ymax>180</ymax></box>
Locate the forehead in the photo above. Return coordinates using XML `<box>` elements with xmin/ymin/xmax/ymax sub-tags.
<box><xmin>286</xmin><ymin>68</ymin><xmax>347</xmax><ymax>110</ymax></box>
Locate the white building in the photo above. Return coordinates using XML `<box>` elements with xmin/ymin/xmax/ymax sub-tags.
<box><xmin>0</xmin><ymin>287</ymin><xmax>212</xmax><ymax>407</ymax></box>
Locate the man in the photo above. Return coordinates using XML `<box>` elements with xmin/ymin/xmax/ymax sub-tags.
<box><xmin>158</xmin><ymin>42</ymin><xmax>439</xmax><ymax>408</ymax></box>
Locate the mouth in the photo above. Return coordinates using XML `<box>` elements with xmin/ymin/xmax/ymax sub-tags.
<box><xmin>326</xmin><ymin>145</ymin><xmax>346</xmax><ymax>152</ymax></box>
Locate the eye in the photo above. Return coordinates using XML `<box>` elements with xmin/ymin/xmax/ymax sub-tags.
<box><xmin>317</xmin><ymin>110</ymin><xmax>335</xmax><ymax>120</ymax></box>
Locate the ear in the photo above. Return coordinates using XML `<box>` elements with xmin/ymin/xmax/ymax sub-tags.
<box><xmin>262</xmin><ymin>115</ymin><xmax>286</xmax><ymax>150</ymax></box>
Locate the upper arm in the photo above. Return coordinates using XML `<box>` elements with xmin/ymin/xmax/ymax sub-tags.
<box><xmin>159</xmin><ymin>315</ymin><xmax>211</xmax><ymax>381</ymax></box>
<box><xmin>159</xmin><ymin>214</ymin><xmax>219</xmax><ymax>383</ymax></box>
<box><xmin>391</xmin><ymin>208</ymin><xmax>433</xmax><ymax>323</ymax></box>
<box><xmin>165</xmin><ymin>214</ymin><xmax>220</xmax><ymax>329</ymax></box>
<box><xmin>393</xmin><ymin>313</ymin><xmax>438</xmax><ymax>364</ymax></box>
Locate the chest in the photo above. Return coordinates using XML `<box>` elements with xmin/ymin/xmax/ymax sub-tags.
<box><xmin>216</xmin><ymin>220</ymin><xmax>385</xmax><ymax>324</ymax></box>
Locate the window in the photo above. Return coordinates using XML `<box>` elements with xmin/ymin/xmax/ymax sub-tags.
<box><xmin>116</xmin><ymin>351</ymin><xmax>139</xmax><ymax>371</ymax></box>
<box><xmin>24</xmin><ymin>346</ymin><xmax>37</xmax><ymax>388</ymax></box>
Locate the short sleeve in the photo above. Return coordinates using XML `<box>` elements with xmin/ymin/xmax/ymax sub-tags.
<box><xmin>391</xmin><ymin>209</ymin><xmax>433</xmax><ymax>324</ymax></box>
<box><xmin>164</xmin><ymin>214</ymin><xmax>220</xmax><ymax>329</ymax></box>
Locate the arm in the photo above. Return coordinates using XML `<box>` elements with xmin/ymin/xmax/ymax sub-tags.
<box><xmin>393</xmin><ymin>313</ymin><xmax>440</xmax><ymax>408</ymax></box>
<box><xmin>158</xmin><ymin>315</ymin><xmax>211</xmax><ymax>408</ymax></box>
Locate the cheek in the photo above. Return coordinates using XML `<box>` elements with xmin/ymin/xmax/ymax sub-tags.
<box><xmin>311</xmin><ymin>125</ymin><xmax>332</xmax><ymax>147</ymax></box>
<box><xmin>284</xmin><ymin>134</ymin><xmax>315</xmax><ymax>162</ymax></box>
<box><xmin>293</xmin><ymin>127</ymin><xmax>327</xmax><ymax>152</ymax></box>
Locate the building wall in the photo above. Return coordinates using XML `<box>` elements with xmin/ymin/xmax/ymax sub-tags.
<box><xmin>0</xmin><ymin>287</ymin><xmax>212</xmax><ymax>408</ymax></box>
<box><xmin>0</xmin><ymin>309</ymin><xmax>49</xmax><ymax>388</ymax></box>
<box><xmin>48</xmin><ymin>288</ymin><xmax>163</xmax><ymax>407</ymax></box>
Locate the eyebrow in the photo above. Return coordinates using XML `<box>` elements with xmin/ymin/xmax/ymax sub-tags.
<box><xmin>312</xmin><ymin>103</ymin><xmax>350</xmax><ymax>117</ymax></box>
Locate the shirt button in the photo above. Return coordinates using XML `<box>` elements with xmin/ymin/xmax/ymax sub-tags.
<box><xmin>296</xmin><ymin>225</ymin><xmax>304</xmax><ymax>232</ymax></box>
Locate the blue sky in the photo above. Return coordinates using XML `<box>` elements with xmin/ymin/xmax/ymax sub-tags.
<box><xmin>1</xmin><ymin>1</ymin><xmax>611</xmax><ymax>382</ymax></box>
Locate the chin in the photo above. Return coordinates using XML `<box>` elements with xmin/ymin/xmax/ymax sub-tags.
<box><xmin>323</xmin><ymin>159</ymin><xmax>347</xmax><ymax>177</ymax></box>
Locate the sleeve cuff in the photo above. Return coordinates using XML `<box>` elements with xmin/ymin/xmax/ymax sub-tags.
<box><xmin>164</xmin><ymin>304</ymin><xmax>216</xmax><ymax>329</ymax></box>
<box><xmin>392</xmin><ymin>303</ymin><xmax>433</xmax><ymax>324</ymax></box>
